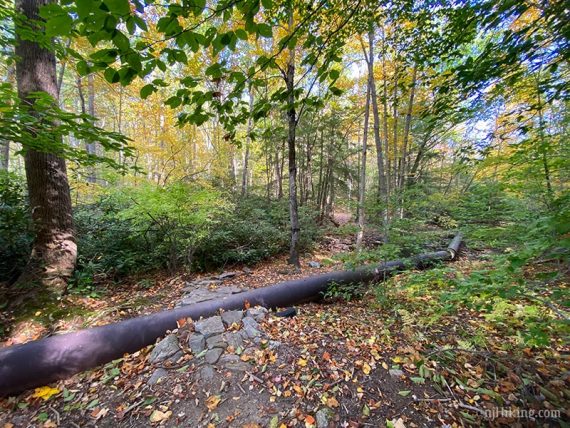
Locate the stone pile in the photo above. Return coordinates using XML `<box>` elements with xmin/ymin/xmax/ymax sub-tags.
<box><xmin>147</xmin><ymin>306</ymin><xmax>280</xmax><ymax>385</ymax></box>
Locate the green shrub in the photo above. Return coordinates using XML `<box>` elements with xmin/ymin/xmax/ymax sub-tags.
<box><xmin>193</xmin><ymin>196</ymin><xmax>320</xmax><ymax>270</ymax></box>
<box><xmin>0</xmin><ymin>171</ymin><xmax>33</xmax><ymax>282</ymax></box>
<box><xmin>73</xmin><ymin>183</ymin><xmax>230</xmax><ymax>285</ymax></box>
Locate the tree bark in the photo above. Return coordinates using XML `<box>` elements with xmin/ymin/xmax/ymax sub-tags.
<box><xmin>1</xmin><ymin>67</ymin><xmax>14</xmax><ymax>170</ymax></box>
<box><xmin>381</xmin><ymin>27</ymin><xmax>391</xmax><ymax>199</ymax></box>
<box><xmin>356</xmin><ymin>81</ymin><xmax>371</xmax><ymax>249</ymax></box>
<box><xmin>366</xmin><ymin>29</ymin><xmax>387</xmax><ymax>202</ymax></box>
<box><xmin>86</xmin><ymin>72</ymin><xmax>97</xmax><ymax>183</ymax></box>
<box><xmin>241</xmin><ymin>88</ymin><xmax>254</xmax><ymax>196</ymax></box>
<box><xmin>14</xmin><ymin>0</ymin><xmax>77</xmax><ymax>293</ymax></box>
<box><xmin>399</xmin><ymin>66</ymin><xmax>417</xmax><ymax>190</ymax></box>
<box><xmin>391</xmin><ymin>63</ymin><xmax>399</xmax><ymax>192</ymax></box>
<box><xmin>0</xmin><ymin>141</ymin><xmax>8</xmax><ymax>171</ymax></box>
<box><xmin>285</xmin><ymin>11</ymin><xmax>300</xmax><ymax>268</ymax></box>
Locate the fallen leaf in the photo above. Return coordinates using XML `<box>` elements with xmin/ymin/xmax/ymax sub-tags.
<box><xmin>362</xmin><ymin>362</ymin><xmax>371</xmax><ymax>375</ymax></box>
<box><xmin>390</xmin><ymin>417</ymin><xmax>406</xmax><ymax>428</ymax></box>
<box><xmin>32</xmin><ymin>386</ymin><xmax>60</xmax><ymax>401</ymax></box>
<box><xmin>149</xmin><ymin>410</ymin><xmax>172</xmax><ymax>423</ymax></box>
<box><xmin>304</xmin><ymin>415</ymin><xmax>316</xmax><ymax>426</ymax></box>
<box><xmin>298</xmin><ymin>358</ymin><xmax>307</xmax><ymax>367</ymax></box>
<box><xmin>327</xmin><ymin>396</ymin><xmax>340</xmax><ymax>408</ymax></box>
<box><xmin>206</xmin><ymin>395</ymin><xmax>221</xmax><ymax>411</ymax></box>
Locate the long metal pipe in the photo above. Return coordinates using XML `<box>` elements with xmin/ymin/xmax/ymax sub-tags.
<box><xmin>0</xmin><ymin>233</ymin><xmax>462</xmax><ymax>396</ymax></box>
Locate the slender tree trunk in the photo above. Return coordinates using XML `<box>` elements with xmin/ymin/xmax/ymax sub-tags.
<box><xmin>285</xmin><ymin>11</ymin><xmax>300</xmax><ymax>268</ymax></box>
<box><xmin>1</xmin><ymin>66</ymin><xmax>15</xmax><ymax>170</ymax></box>
<box><xmin>535</xmin><ymin>75</ymin><xmax>553</xmax><ymax>200</ymax></box>
<box><xmin>241</xmin><ymin>89</ymin><xmax>254</xmax><ymax>197</ymax></box>
<box><xmin>15</xmin><ymin>0</ymin><xmax>77</xmax><ymax>293</ymax></box>
<box><xmin>317</xmin><ymin>122</ymin><xmax>324</xmax><ymax>207</ymax></box>
<box><xmin>391</xmin><ymin>64</ymin><xmax>399</xmax><ymax>192</ymax></box>
<box><xmin>86</xmin><ymin>73</ymin><xmax>97</xmax><ymax>182</ymax></box>
<box><xmin>380</xmin><ymin>28</ymin><xmax>391</xmax><ymax>200</ymax></box>
<box><xmin>275</xmin><ymin>142</ymin><xmax>284</xmax><ymax>199</ymax></box>
<box><xmin>0</xmin><ymin>141</ymin><xmax>8</xmax><ymax>171</ymax></box>
<box><xmin>400</xmin><ymin>66</ymin><xmax>417</xmax><ymax>189</ymax></box>
<box><xmin>356</xmin><ymin>82</ymin><xmax>371</xmax><ymax>249</ymax></box>
<box><xmin>397</xmin><ymin>66</ymin><xmax>417</xmax><ymax>218</ymax></box>
<box><xmin>367</xmin><ymin>29</ymin><xmax>387</xmax><ymax>202</ymax></box>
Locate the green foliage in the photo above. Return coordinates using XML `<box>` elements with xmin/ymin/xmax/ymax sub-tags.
<box><xmin>73</xmin><ymin>183</ymin><xmax>229</xmax><ymax>283</ymax></box>
<box><xmin>0</xmin><ymin>171</ymin><xmax>33</xmax><ymax>282</ymax></box>
<box><xmin>0</xmin><ymin>84</ymin><xmax>133</xmax><ymax>168</ymax></box>
<box><xmin>70</xmin><ymin>192</ymin><xmax>322</xmax><ymax>284</ymax></box>
<box><xmin>194</xmin><ymin>196</ymin><xmax>320</xmax><ymax>270</ymax></box>
<box><xmin>324</xmin><ymin>280</ymin><xmax>368</xmax><ymax>301</ymax></box>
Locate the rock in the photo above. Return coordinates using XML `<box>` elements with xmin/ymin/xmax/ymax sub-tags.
<box><xmin>316</xmin><ymin>408</ymin><xmax>332</xmax><ymax>428</ymax></box>
<box><xmin>308</xmin><ymin>261</ymin><xmax>321</xmax><ymax>268</ymax></box>
<box><xmin>221</xmin><ymin>310</ymin><xmax>243</xmax><ymax>327</ymax></box>
<box><xmin>218</xmin><ymin>271</ymin><xmax>238</xmax><ymax>280</ymax></box>
<box><xmin>246</xmin><ymin>306</ymin><xmax>268</xmax><ymax>322</ymax></box>
<box><xmin>187</xmin><ymin>333</ymin><xmax>206</xmax><ymax>354</ymax></box>
<box><xmin>182</xmin><ymin>279</ymin><xmax>221</xmax><ymax>291</ymax></box>
<box><xmin>180</xmin><ymin>285</ymin><xmax>245</xmax><ymax>306</ymax></box>
<box><xmin>223</xmin><ymin>331</ymin><xmax>246</xmax><ymax>349</ymax></box>
<box><xmin>204</xmin><ymin>347</ymin><xmax>224</xmax><ymax>364</ymax></box>
<box><xmin>218</xmin><ymin>354</ymin><xmax>250</xmax><ymax>371</ymax></box>
<box><xmin>149</xmin><ymin>335</ymin><xmax>181</xmax><ymax>364</ymax></box>
<box><xmin>148</xmin><ymin>368</ymin><xmax>168</xmax><ymax>385</ymax></box>
<box><xmin>167</xmin><ymin>350</ymin><xmax>183</xmax><ymax>364</ymax></box>
<box><xmin>206</xmin><ymin>334</ymin><xmax>228</xmax><ymax>349</ymax></box>
<box><xmin>389</xmin><ymin>369</ymin><xmax>404</xmax><ymax>378</ymax></box>
<box><xmin>268</xmin><ymin>340</ymin><xmax>281</xmax><ymax>350</ymax></box>
<box><xmin>198</xmin><ymin>365</ymin><xmax>215</xmax><ymax>382</ymax></box>
<box><xmin>242</xmin><ymin>267</ymin><xmax>252</xmax><ymax>275</ymax></box>
<box><xmin>242</xmin><ymin>316</ymin><xmax>261</xmax><ymax>338</ymax></box>
<box><xmin>195</xmin><ymin>316</ymin><xmax>225</xmax><ymax>338</ymax></box>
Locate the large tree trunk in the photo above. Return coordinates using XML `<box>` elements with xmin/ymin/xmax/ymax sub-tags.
<box><xmin>286</xmin><ymin>26</ymin><xmax>300</xmax><ymax>268</ymax></box>
<box><xmin>14</xmin><ymin>0</ymin><xmax>77</xmax><ymax>293</ymax></box>
<box><xmin>356</xmin><ymin>82</ymin><xmax>371</xmax><ymax>249</ymax></box>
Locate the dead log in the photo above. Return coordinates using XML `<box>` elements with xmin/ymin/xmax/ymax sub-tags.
<box><xmin>0</xmin><ymin>233</ymin><xmax>462</xmax><ymax>396</ymax></box>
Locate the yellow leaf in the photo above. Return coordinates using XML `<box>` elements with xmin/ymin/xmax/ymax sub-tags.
<box><xmin>206</xmin><ymin>395</ymin><xmax>221</xmax><ymax>411</ymax></box>
<box><xmin>149</xmin><ymin>410</ymin><xmax>172</xmax><ymax>423</ymax></box>
<box><xmin>297</xmin><ymin>358</ymin><xmax>307</xmax><ymax>367</ymax></box>
<box><xmin>362</xmin><ymin>362</ymin><xmax>371</xmax><ymax>375</ymax></box>
<box><xmin>382</xmin><ymin>362</ymin><xmax>389</xmax><ymax>370</ymax></box>
<box><xmin>32</xmin><ymin>386</ymin><xmax>60</xmax><ymax>401</ymax></box>
<box><xmin>327</xmin><ymin>396</ymin><xmax>340</xmax><ymax>408</ymax></box>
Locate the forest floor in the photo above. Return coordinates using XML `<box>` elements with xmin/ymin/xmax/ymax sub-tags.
<box><xmin>0</xmin><ymin>217</ymin><xmax>568</xmax><ymax>427</ymax></box>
